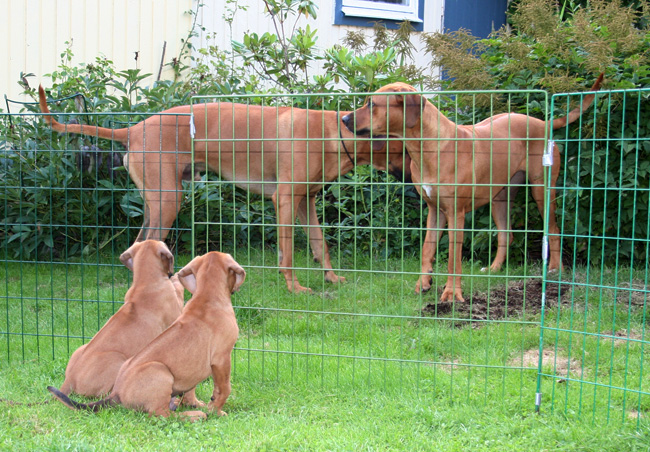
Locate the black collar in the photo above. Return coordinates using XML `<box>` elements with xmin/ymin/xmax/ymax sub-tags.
<box><xmin>339</xmin><ymin>118</ymin><xmax>356</xmax><ymax>168</ymax></box>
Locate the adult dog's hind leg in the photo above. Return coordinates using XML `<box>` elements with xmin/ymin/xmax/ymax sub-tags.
<box><xmin>296</xmin><ymin>196</ymin><xmax>345</xmax><ymax>284</ymax></box>
<box><xmin>272</xmin><ymin>187</ymin><xmax>311</xmax><ymax>293</ymax></box>
<box><xmin>486</xmin><ymin>171</ymin><xmax>525</xmax><ymax>272</ymax></box>
<box><xmin>125</xmin><ymin>152</ymin><xmax>184</xmax><ymax>242</ymax></box>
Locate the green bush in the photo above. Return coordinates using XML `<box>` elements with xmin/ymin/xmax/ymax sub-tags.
<box><xmin>421</xmin><ymin>0</ymin><xmax>650</xmax><ymax>266</ymax></box>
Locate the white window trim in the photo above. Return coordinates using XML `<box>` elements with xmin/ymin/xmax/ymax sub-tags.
<box><xmin>341</xmin><ymin>0</ymin><xmax>423</xmax><ymax>23</ymax></box>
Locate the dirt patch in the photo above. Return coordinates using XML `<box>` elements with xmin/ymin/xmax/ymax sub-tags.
<box><xmin>602</xmin><ymin>329</ymin><xmax>644</xmax><ymax>346</ymax></box>
<box><xmin>628</xmin><ymin>409</ymin><xmax>645</xmax><ymax>420</ymax></box>
<box><xmin>433</xmin><ymin>357</ymin><xmax>462</xmax><ymax>374</ymax></box>
<box><xmin>515</xmin><ymin>348</ymin><xmax>584</xmax><ymax>378</ymax></box>
<box><xmin>422</xmin><ymin>279</ymin><xmax>566</xmax><ymax>325</ymax></box>
<box><xmin>616</xmin><ymin>282</ymin><xmax>649</xmax><ymax>308</ymax></box>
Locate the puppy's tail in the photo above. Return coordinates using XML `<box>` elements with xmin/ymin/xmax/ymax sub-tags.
<box><xmin>551</xmin><ymin>72</ymin><xmax>604</xmax><ymax>129</ymax></box>
<box><xmin>47</xmin><ymin>386</ymin><xmax>114</xmax><ymax>412</ymax></box>
<box><xmin>38</xmin><ymin>85</ymin><xmax>129</xmax><ymax>143</ymax></box>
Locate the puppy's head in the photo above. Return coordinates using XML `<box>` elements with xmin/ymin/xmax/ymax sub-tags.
<box><xmin>119</xmin><ymin>240</ymin><xmax>174</xmax><ymax>275</ymax></box>
<box><xmin>177</xmin><ymin>252</ymin><xmax>246</xmax><ymax>295</ymax></box>
<box><xmin>342</xmin><ymin>83</ymin><xmax>424</xmax><ymax>137</ymax></box>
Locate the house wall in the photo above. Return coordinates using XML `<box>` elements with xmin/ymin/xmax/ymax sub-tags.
<box><xmin>1</xmin><ymin>0</ymin><xmax>192</xmax><ymax>103</ymax></box>
<box><xmin>2</xmin><ymin>0</ymin><xmax>444</xmax><ymax>104</ymax></box>
<box><xmin>194</xmin><ymin>1</ymin><xmax>444</xmax><ymax>83</ymax></box>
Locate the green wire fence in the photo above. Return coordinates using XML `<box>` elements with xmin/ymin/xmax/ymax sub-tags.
<box><xmin>537</xmin><ymin>87</ymin><xmax>650</xmax><ymax>427</ymax></box>
<box><xmin>0</xmin><ymin>86</ymin><xmax>648</xmax><ymax>426</ymax></box>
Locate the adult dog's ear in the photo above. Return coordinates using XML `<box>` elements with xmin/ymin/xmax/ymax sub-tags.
<box><xmin>399</xmin><ymin>93</ymin><xmax>423</xmax><ymax>129</ymax></box>
<box><xmin>177</xmin><ymin>261</ymin><xmax>198</xmax><ymax>294</ymax></box>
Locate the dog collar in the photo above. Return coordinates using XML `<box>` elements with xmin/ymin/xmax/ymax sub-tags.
<box><xmin>339</xmin><ymin>127</ymin><xmax>356</xmax><ymax>168</ymax></box>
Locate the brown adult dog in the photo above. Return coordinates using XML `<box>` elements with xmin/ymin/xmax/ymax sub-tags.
<box><xmin>54</xmin><ymin>240</ymin><xmax>184</xmax><ymax>397</ymax></box>
<box><xmin>342</xmin><ymin>75</ymin><xmax>603</xmax><ymax>302</ymax></box>
<box><xmin>38</xmin><ymin>87</ymin><xmax>407</xmax><ymax>293</ymax></box>
<box><xmin>48</xmin><ymin>251</ymin><xmax>244</xmax><ymax>420</ymax></box>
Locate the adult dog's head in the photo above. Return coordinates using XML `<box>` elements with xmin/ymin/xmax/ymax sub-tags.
<box><xmin>342</xmin><ymin>83</ymin><xmax>424</xmax><ymax>137</ymax></box>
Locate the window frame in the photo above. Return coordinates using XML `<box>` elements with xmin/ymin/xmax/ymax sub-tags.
<box><xmin>334</xmin><ymin>0</ymin><xmax>425</xmax><ymax>31</ymax></box>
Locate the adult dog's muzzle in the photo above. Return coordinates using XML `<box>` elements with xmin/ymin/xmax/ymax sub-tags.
<box><xmin>341</xmin><ymin>113</ymin><xmax>370</xmax><ymax>135</ymax></box>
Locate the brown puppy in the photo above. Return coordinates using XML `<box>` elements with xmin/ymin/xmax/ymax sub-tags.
<box><xmin>48</xmin><ymin>251</ymin><xmax>244</xmax><ymax>421</ymax></box>
<box><xmin>54</xmin><ymin>240</ymin><xmax>183</xmax><ymax>397</ymax></box>
<box><xmin>38</xmin><ymin>87</ymin><xmax>407</xmax><ymax>293</ymax></box>
<box><xmin>342</xmin><ymin>75</ymin><xmax>603</xmax><ymax>302</ymax></box>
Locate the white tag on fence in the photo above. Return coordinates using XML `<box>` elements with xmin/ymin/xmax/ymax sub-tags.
<box><xmin>189</xmin><ymin>115</ymin><xmax>196</xmax><ymax>139</ymax></box>
<box><xmin>542</xmin><ymin>236</ymin><xmax>549</xmax><ymax>261</ymax></box>
<box><xmin>543</xmin><ymin>140</ymin><xmax>554</xmax><ymax>166</ymax></box>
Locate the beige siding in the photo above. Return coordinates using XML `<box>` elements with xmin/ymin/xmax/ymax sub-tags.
<box><xmin>1</xmin><ymin>0</ymin><xmax>192</xmax><ymax>103</ymax></box>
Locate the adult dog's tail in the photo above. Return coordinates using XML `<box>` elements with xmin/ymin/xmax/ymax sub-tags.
<box><xmin>47</xmin><ymin>386</ymin><xmax>114</xmax><ymax>412</ymax></box>
<box><xmin>38</xmin><ymin>86</ymin><xmax>129</xmax><ymax>143</ymax></box>
<box><xmin>551</xmin><ymin>73</ymin><xmax>604</xmax><ymax>129</ymax></box>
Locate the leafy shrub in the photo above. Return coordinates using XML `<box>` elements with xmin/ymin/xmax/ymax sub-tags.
<box><xmin>421</xmin><ymin>0</ymin><xmax>650</xmax><ymax>266</ymax></box>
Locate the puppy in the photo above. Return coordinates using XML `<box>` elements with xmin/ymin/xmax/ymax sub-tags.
<box><xmin>54</xmin><ymin>240</ymin><xmax>183</xmax><ymax>397</ymax></box>
<box><xmin>48</xmin><ymin>251</ymin><xmax>244</xmax><ymax>420</ymax></box>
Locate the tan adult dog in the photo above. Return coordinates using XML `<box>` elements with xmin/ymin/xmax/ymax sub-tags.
<box><xmin>48</xmin><ymin>251</ymin><xmax>244</xmax><ymax>420</ymax></box>
<box><xmin>54</xmin><ymin>240</ymin><xmax>186</xmax><ymax>397</ymax></box>
<box><xmin>38</xmin><ymin>87</ymin><xmax>407</xmax><ymax>293</ymax></box>
<box><xmin>342</xmin><ymin>75</ymin><xmax>603</xmax><ymax>302</ymax></box>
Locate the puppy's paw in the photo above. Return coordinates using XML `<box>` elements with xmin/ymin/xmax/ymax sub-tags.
<box><xmin>181</xmin><ymin>396</ymin><xmax>206</xmax><ymax>409</ymax></box>
<box><xmin>180</xmin><ymin>410</ymin><xmax>208</xmax><ymax>422</ymax></box>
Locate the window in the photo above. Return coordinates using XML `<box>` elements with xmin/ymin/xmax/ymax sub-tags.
<box><xmin>334</xmin><ymin>0</ymin><xmax>425</xmax><ymax>31</ymax></box>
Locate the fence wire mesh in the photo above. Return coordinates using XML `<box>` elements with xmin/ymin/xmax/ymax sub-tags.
<box><xmin>0</xmin><ymin>109</ymin><xmax>190</xmax><ymax>361</ymax></box>
<box><xmin>0</xmin><ymin>85</ymin><xmax>647</xmax><ymax>425</ymax></box>
<box><xmin>539</xmin><ymin>87</ymin><xmax>650</xmax><ymax>426</ymax></box>
<box><xmin>188</xmin><ymin>89</ymin><xmax>550</xmax><ymax>409</ymax></box>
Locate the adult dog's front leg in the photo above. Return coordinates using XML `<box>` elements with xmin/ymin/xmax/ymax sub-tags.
<box><xmin>272</xmin><ymin>188</ymin><xmax>311</xmax><ymax>293</ymax></box>
<box><xmin>415</xmin><ymin>204</ymin><xmax>447</xmax><ymax>294</ymax></box>
<box><xmin>441</xmin><ymin>210</ymin><xmax>466</xmax><ymax>302</ymax></box>
<box><xmin>296</xmin><ymin>196</ymin><xmax>345</xmax><ymax>285</ymax></box>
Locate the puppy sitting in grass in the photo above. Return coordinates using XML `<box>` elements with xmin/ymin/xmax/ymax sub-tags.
<box><xmin>48</xmin><ymin>251</ymin><xmax>244</xmax><ymax>421</ymax></box>
<box><xmin>53</xmin><ymin>240</ymin><xmax>186</xmax><ymax>398</ymax></box>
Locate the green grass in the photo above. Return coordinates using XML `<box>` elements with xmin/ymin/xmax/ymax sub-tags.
<box><xmin>1</xmin><ymin>250</ymin><xmax>649</xmax><ymax>451</ymax></box>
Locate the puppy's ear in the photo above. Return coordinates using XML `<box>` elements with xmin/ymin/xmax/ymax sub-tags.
<box><xmin>119</xmin><ymin>244</ymin><xmax>138</xmax><ymax>272</ymax></box>
<box><xmin>399</xmin><ymin>93</ymin><xmax>423</xmax><ymax>129</ymax></box>
<box><xmin>226</xmin><ymin>256</ymin><xmax>246</xmax><ymax>294</ymax></box>
<box><xmin>177</xmin><ymin>263</ymin><xmax>198</xmax><ymax>294</ymax></box>
<box><xmin>158</xmin><ymin>243</ymin><xmax>175</xmax><ymax>275</ymax></box>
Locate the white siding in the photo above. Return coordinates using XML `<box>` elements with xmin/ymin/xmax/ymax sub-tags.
<box><xmin>1</xmin><ymin>0</ymin><xmax>192</xmax><ymax>102</ymax></box>
<box><xmin>193</xmin><ymin>0</ymin><xmax>443</xmax><ymax>82</ymax></box>
<box><xmin>2</xmin><ymin>0</ymin><xmax>443</xmax><ymax>103</ymax></box>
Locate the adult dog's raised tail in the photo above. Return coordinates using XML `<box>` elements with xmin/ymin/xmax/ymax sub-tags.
<box><xmin>47</xmin><ymin>386</ymin><xmax>114</xmax><ymax>412</ymax></box>
<box><xmin>551</xmin><ymin>72</ymin><xmax>604</xmax><ymax>129</ymax></box>
<box><xmin>38</xmin><ymin>86</ymin><xmax>129</xmax><ymax>143</ymax></box>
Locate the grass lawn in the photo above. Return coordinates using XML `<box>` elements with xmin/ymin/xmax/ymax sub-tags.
<box><xmin>1</xmin><ymin>250</ymin><xmax>649</xmax><ymax>451</ymax></box>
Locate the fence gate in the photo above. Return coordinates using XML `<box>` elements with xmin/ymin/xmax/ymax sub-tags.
<box><xmin>539</xmin><ymin>87</ymin><xmax>650</xmax><ymax>425</ymax></box>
